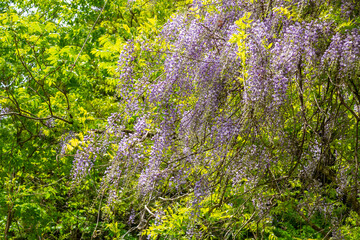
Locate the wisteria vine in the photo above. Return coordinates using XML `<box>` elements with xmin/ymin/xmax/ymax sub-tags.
<box><xmin>70</xmin><ymin>0</ymin><xmax>360</xmax><ymax>238</ymax></box>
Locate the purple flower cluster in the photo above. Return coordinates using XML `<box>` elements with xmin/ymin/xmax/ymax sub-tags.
<box><xmin>71</xmin><ymin>134</ymin><xmax>96</xmax><ymax>180</ymax></box>
<box><xmin>117</xmin><ymin>41</ymin><xmax>140</xmax><ymax>115</ymax></box>
<box><xmin>322</xmin><ymin>29</ymin><xmax>360</xmax><ymax>78</ymax></box>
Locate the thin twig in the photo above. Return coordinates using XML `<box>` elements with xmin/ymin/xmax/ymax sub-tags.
<box><xmin>70</xmin><ymin>0</ymin><xmax>109</xmax><ymax>72</ymax></box>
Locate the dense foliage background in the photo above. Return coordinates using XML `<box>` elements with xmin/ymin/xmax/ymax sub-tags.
<box><xmin>1</xmin><ymin>0</ymin><xmax>360</xmax><ymax>239</ymax></box>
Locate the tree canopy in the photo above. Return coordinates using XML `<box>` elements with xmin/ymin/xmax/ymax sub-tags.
<box><xmin>1</xmin><ymin>0</ymin><xmax>360</xmax><ymax>239</ymax></box>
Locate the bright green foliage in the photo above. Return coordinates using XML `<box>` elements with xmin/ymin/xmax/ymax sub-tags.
<box><xmin>0</xmin><ymin>0</ymin><xmax>181</xmax><ymax>238</ymax></box>
<box><xmin>2</xmin><ymin>0</ymin><xmax>360</xmax><ymax>239</ymax></box>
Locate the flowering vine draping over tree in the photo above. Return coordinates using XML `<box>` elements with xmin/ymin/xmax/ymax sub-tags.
<box><xmin>70</xmin><ymin>0</ymin><xmax>360</xmax><ymax>238</ymax></box>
